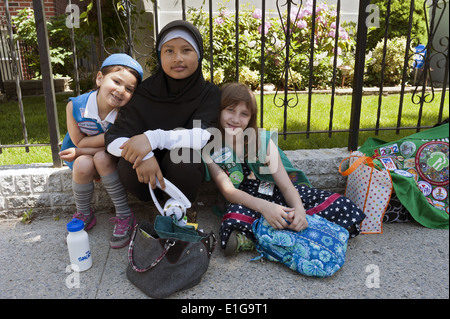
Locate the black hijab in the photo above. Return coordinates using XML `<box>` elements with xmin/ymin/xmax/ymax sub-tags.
<box><xmin>105</xmin><ymin>20</ymin><xmax>221</xmax><ymax>146</ymax></box>
<box><xmin>147</xmin><ymin>20</ymin><xmax>206</xmax><ymax>100</ymax></box>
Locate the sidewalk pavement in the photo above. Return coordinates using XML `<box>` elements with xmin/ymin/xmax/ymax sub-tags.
<box><xmin>0</xmin><ymin>205</ymin><xmax>448</xmax><ymax>300</ymax></box>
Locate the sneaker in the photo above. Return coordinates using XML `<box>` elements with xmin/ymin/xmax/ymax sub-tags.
<box><xmin>224</xmin><ymin>231</ymin><xmax>255</xmax><ymax>256</ymax></box>
<box><xmin>72</xmin><ymin>209</ymin><xmax>97</xmax><ymax>230</ymax></box>
<box><xmin>109</xmin><ymin>212</ymin><xmax>136</xmax><ymax>249</ymax></box>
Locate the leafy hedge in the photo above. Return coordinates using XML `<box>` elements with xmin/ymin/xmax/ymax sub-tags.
<box><xmin>188</xmin><ymin>0</ymin><xmax>356</xmax><ymax>90</ymax></box>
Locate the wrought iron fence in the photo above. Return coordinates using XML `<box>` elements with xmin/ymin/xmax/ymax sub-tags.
<box><xmin>0</xmin><ymin>0</ymin><xmax>448</xmax><ymax>168</ymax></box>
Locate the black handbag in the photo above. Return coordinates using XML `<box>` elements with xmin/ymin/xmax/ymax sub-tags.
<box><xmin>126</xmin><ymin>216</ymin><xmax>216</xmax><ymax>299</ymax></box>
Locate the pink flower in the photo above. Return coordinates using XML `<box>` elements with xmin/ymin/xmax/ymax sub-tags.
<box><xmin>258</xmin><ymin>21</ymin><xmax>271</xmax><ymax>35</ymax></box>
<box><xmin>329</xmin><ymin>27</ymin><xmax>349</xmax><ymax>41</ymax></box>
<box><xmin>219</xmin><ymin>9</ymin><xmax>230</xmax><ymax>18</ymax></box>
<box><xmin>296</xmin><ymin>19</ymin><xmax>307</xmax><ymax>29</ymax></box>
<box><xmin>316</xmin><ymin>3</ymin><xmax>328</xmax><ymax>14</ymax></box>
<box><xmin>340</xmin><ymin>31</ymin><xmax>349</xmax><ymax>40</ymax></box>
<box><xmin>303</xmin><ymin>5</ymin><xmax>313</xmax><ymax>16</ymax></box>
<box><xmin>338</xmin><ymin>26</ymin><xmax>349</xmax><ymax>40</ymax></box>
<box><xmin>215</xmin><ymin>17</ymin><xmax>224</xmax><ymax>25</ymax></box>
<box><xmin>290</xmin><ymin>7</ymin><xmax>300</xmax><ymax>21</ymax></box>
<box><xmin>316</xmin><ymin>15</ymin><xmax>325</xmax><ymax>25</ymax></box>
<box><xmin>331</xmin><ymin>46</ymin><xmax>342</xmax><ymax>56</ymax></box>
<box><xmin>252</xmin><ymin>8</ymin><xmax>263</xmax><ymax>19</ymax></box>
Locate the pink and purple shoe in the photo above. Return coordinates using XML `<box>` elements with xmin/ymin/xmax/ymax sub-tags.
<box><xmin>72</xmin><ymin>209</ymin><xmax>97</xmax><ymax>230</ymax></box>
<box><xmin>109</xmin><ymin>211</ymin><xmax>136</xmax><ymax>249</ymax></box>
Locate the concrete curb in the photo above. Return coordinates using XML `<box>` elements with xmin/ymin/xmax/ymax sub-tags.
<box><xmin>0</xmin><ymin>148</ymin><xmax>351</xmax><ymax>219</ymax></box>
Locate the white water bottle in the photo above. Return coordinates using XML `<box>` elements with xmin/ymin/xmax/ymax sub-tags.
<box><xmin>66</xmin><ymin>218</ymin><xmax>92</xmax><ymax>272</ymax></box>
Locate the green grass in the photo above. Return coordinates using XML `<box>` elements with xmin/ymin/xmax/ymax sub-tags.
<box><xmin>0</xmin><ymin>93</ymin><xmax>69</xmax><ymax>165</ymax></box>
<box><xmin>258</xmin><ymin>92</ymin><xmax>449</xmax><ymax>150</ymax></box>
<box><xmin>0</xmin><ymin>91</ymin><xmax>448</xmax><ymax>165</ymax></box>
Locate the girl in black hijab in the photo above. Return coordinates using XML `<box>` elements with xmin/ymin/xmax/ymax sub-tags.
<box><xmin>105</xmin><ymin>20</ymin><xmax>221</xmax><ymax>208</ymax></box>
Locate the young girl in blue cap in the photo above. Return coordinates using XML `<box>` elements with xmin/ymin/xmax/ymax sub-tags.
<box><xmin>59</xmin><ymin>53</ymin><xmax>143</xmax><ymax>248</ymax></box>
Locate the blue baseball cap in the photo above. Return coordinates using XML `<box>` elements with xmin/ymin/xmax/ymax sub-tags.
<box><xmin>101</xmin><ymin>53</ymin><xmax>144</xmax><ymax>82</ymax></box>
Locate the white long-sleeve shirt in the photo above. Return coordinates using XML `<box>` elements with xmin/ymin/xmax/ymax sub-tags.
<box><xmin>107</xmin><ymin>128</ymin><xmax>212</xmax><ymax>160</ymax></box>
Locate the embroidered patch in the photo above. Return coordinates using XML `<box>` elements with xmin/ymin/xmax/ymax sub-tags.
<box><xmin>418</xmin><ymin>181</ymin><xmax>433</xmax><ymax>197</ymax></box>
<box><xmin>229</xmin><ymin>171</ymin><xmax>244</xmax><ymax>185</ymax></box>
<box><xmin>379</xmin><ymin>143</ymin><xmax>399</xmax><ymax>156</ymax></box>
<box><xmin>415</xmin><ymin>141</ymin><xmax>449</xmax><ymax>186</ymax></box>
<box><xmin>78</xmin><ymin>121</ymin><xmax>100</xmax><ymax>135</ymax></box>
<box><xmin>432</xmin><ymin>187</ymin><xmax>448</xmax><ymax>201</ymax></box>
<box><xmin>379</xmin><ymin>157</ymin><xmax>397</xmax><ymax>171</ymax></box>
<box><xmin>258</xmin><ymin>181</ymin><xmax>275</xmax><ymax>196</ymax></box>
<box><xmin>394</xmin><ymin>169</ymin><xmax>414</xmax><ymax>178</ymax></box>
<box><xmin>407</xmin><ymin>168</ymin><xmax>419</xmax><ymax>182</ymax></box>
<box><xmin>403</xmin><ymin>158</ymin><xmax>416</xmax><ymax>168</ymax></box>
<box><xmin>400</xmin><ymin>141</ymin><xmax>416</xmax><ymax>158</ymax></box>
<box><xmin>211</xmin><ymin>146</ymin><xmax>233</xmax><ymax>163</ymax></box>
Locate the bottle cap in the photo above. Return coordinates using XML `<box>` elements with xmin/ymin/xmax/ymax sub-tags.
<box><xmin>67</xmin><ymin>218</ymin><xmax>84</xmax><ymax>232</ymax></box>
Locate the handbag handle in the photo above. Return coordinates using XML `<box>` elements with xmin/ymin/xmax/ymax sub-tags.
<box><xmin>128</xmin><ymin>224</ymin><xmax>218</xmax><ymax>273</ymax></box>
<box><xmin>203</xmin><ymin>232</ymin><xmax>217</xmax><ymax>258</ymax></box>
<box><xmin>127</xmin><ymin>224</ymin><xmax>176</xmax><ymax>273</ymax></box>
<box><xmin>339</xmin><ymin>155</ymin><xmax>375</xmax><ymax>176</ymax></box>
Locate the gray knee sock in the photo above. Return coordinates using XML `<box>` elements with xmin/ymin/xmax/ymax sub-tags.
<box><xmin>101</xmin><ymin>171</ymin><xmax>131</xmax><ymax>217</ymax></box>
<box><xmin>72</xmin><ymin>181</ymin><xmax>94</xmax><ymax>216</ymax></box>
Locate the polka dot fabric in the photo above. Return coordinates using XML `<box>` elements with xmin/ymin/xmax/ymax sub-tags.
<box><xmin>341</xmin><ymin>154</ymin><xmax>393</xmax><ymax>234</ymax></box>
<box><xmin>220</xmin><ymin>163</ymin><xmax>366</xmax><ymax>248</ymax></box>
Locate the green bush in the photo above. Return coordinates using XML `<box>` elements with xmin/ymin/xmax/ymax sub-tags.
<box><xmin>188</xmin><ymin>0</ymin><xmax>356</xmax><ymax>89</ymax></box>
<box><xmin>189</xmin><ymin>2</ymin><xmax>269</xmax><ymax>88</ymax></box>
<box><xmin>11</xmin><ymin>8</ymin><xmax>91</xmax><ymax>79</ymax></box>
<box><xmin>11</xmin><ymin>2</ymin><xmax>151</xmax><ymax>89</ymax></box>
<box><xmin>362</xmin><ymin>1</ymin><xmax>428</xmax><ymax>87</ymax></box>
<box><xmin>366</xmin><ymin>0</ymin><xmax>427</xmax><ymax>52</ymax></box>
<box><xmin>365</xmin><ymin>37</ymin><xmax>412</xmax><ymax>86</ymax></box>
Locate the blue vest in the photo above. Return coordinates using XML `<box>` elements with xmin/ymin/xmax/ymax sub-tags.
<box><xmin>60</xmin><ymin>91</ymin><xmax>111</xmax><ymax>169</ymax></box>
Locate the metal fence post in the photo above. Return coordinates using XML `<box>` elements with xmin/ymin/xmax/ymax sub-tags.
<box><xmin>68</xmin><ymin>0</ymin><xmax>80</xmax><ymax>96</ymax></box>
<box><xmin>32</xmin><ymin>0</ymin><xmax>62</xmax><ymax>167</ymax></box>
<box><xmin>348</xmin><ymin>0</ymin><xmax>370</xmax><ymax>151</ymax></box>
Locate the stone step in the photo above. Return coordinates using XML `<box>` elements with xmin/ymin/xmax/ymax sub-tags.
<box><xmin>0</xmin><ymin>148</ymin><xmax>350</xmax><ymax>219</ymax></box>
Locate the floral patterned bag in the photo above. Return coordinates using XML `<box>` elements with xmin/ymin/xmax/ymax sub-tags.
<box><xmin>251</xmin><ymin>214</ymin><xmax>349</xmax><ymax>278</ymax></box>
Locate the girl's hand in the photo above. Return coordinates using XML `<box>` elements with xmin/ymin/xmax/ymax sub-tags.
<box><xmin>121</xmin><ymin>134</ymin><xmax>152</xmax><ymax>168</ymax></box>
<box><xmin>59</xmin><ymin>148</ymin><xmax>77</xmax><ymax>162</ymax></box>
<box><xmin>135</xmin><ymin>156</ymin><xmax>165</xmax><ymax>190</ymax></box>
<box><xmin>260</xmin><ymin>202</ymin><xmax>295</xmax><ymax>230</ymax></box>
<box><xmin>286</xmin><ymin>207</ymin><xmax>308</xmax><ymax>232</ymax></box>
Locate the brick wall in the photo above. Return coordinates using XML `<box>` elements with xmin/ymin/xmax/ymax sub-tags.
<box><xmin>0</xmin><ymin>148</ymin><xmax>351</xmax><ymax>219</ymax></box>
<box><xmin>0</xmin><ymin>0</ymin><xmax>56</xmax><ymax>19</ymax></box>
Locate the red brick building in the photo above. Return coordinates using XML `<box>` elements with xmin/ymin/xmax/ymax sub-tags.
<box><xmin>1</xmin><ymin>0</ymin><xmax>57</xmax><ymax>18</ymax></box>
<box><xmin>0</xmin><ymin>0</ymin><xmax>88</xmax><ymax>19</ymax></box>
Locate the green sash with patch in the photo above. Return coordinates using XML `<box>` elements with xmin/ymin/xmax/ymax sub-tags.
<box><xmin>206</xmin><ymin>130</ymin><xmax>311</xmax><ymax>188</ymax></box>
<box><xmin>358</xmin><ymin>123</ymin><xmax>449</xmax><ymax>229</ymax></box>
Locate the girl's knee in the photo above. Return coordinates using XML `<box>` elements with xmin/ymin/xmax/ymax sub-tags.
<box><xmin>93</xmin><ymin>151</ymin><xmax>116</xmax><ymax>174</ymax></box>
<box><xmin>93</xmin><ymin>150</ymin><xmax>110</xmax><ymax>163</ymax></box>
<box><xmin>73</xmin><ymin>155</ymin><xmax>94</xmax><ymax>169</ymax></box>
<box><xmin>73</xmin><ymin>155</ymin><xmax>96</xmax><ymax>180</ymax></box>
